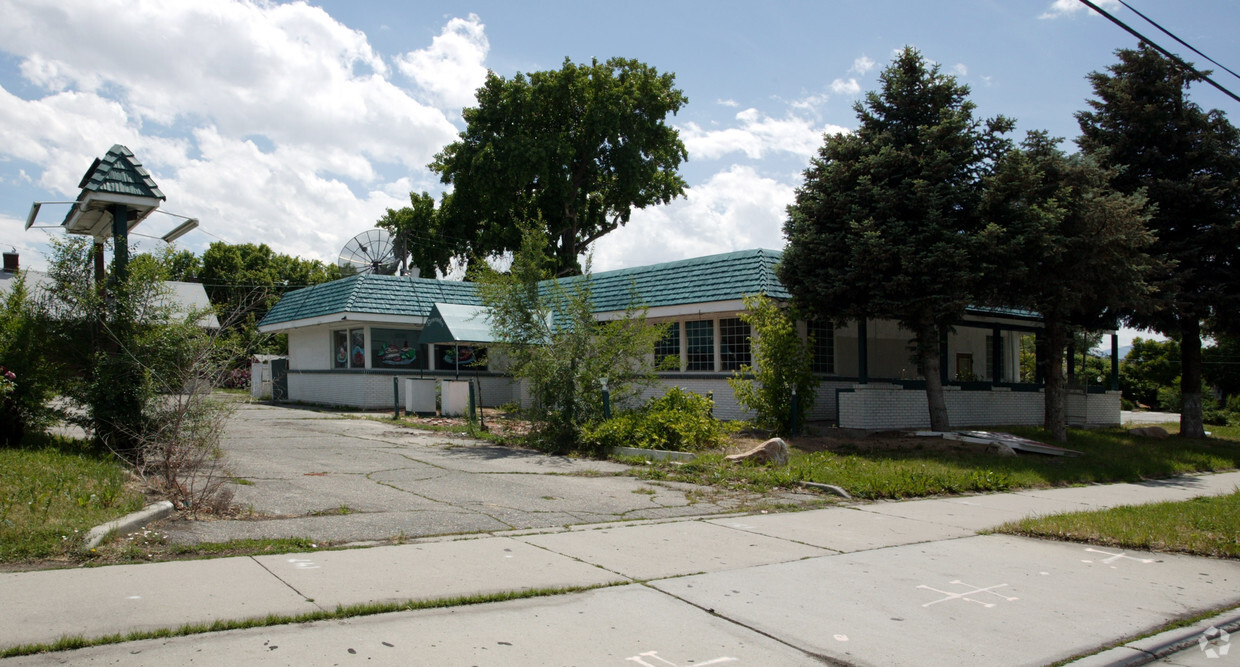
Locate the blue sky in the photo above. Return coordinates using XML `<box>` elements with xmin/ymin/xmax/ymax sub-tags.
<box><xmin>2</xmin><ymin>0</ymin><xmax>1237</xmax><ymax>345</ymax></box>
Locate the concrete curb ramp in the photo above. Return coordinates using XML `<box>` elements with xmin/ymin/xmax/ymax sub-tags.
<box><xmin>84</xmin><ymin>501</ymin><xmax>175</xmax><ymax>549</ymax></box>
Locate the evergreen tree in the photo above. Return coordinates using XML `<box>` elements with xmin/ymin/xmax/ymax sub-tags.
<box><xmin>1077</xmin><ymin>45</ymin><xmax>1240</xmax><ymax>438</ymax></box>
<box><xmin>980</xmin><ymin>132</ymin><xmax>1155</xmax><ymax>441</ymax></box>
<box><xmin>779</xmin><ymin>47</ymin><xmax>1012</xmax><ymax>431</ymax></box>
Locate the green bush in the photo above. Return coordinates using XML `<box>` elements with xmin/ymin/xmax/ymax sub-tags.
<box><xmin>583</xmin><ymin>387</ymin><xmax>731</xmax><ymax>453</ymax></box>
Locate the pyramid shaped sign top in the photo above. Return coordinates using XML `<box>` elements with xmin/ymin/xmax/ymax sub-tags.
<box><xmin>62</xmin><ymin>144</ymin><xmax>166</xmax><ymax>239</ymax></box>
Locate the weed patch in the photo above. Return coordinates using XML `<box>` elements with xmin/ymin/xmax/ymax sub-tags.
<box><xmin>0</xmin><ymin>434</ymin><xmax>145</xmax><ymax>562</ymax></box>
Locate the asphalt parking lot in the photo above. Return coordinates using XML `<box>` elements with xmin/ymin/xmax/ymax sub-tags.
<box><xmin>161</xmin><ymin>401</ymin><xmax>815</xmax><ymax>546</ymax></box>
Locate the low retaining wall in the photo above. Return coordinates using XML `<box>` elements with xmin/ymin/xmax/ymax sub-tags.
<box><xmin>286</xmin><ymin>370</ymin><xmax>519</xmax><ymax>410</ymax></box>
<box><xmin>838</xmin><ymin>384</ymin><xmax>1121</xmax><ymax>430</ymax></box>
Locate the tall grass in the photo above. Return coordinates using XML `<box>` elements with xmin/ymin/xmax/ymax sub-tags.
<box><xmin>0</xmin><ymin>434</ymin><xmax>145</xmax><ymax>561</ymax></box>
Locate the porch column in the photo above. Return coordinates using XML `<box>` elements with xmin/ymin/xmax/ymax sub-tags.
<box><xmin>1110</xmin><ymin>333</ymin><xmax>1120</xmax><ymax>391</ymax></box>
<box><xmin>939</xmin><ymin>328</ymin><xmax>949</xmax><ymax>385</ymax></box>
<box><xmin>857</xmin><ymin>318</ymin><xmax>868</xmax><ymax>384</ymax></box>
<box><xmin>1034</xmin><ymin>331</ymin><xmax>1045</xmax><ymax>385</ymax></box>
<box><xmin>1067</xmin><ymin>341</ymin><xmax>1076</xmax><ymax>385</ymax></box>
<box><xmin>992</xmin><ymin>325</ymin><xmax>1002</xmax><ymax>386</ymax></box>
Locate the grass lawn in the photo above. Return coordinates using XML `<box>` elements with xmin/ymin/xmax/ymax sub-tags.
<box><xmin>632</xmin><ymin>423</ymin><xmax>1240</xmax><ymax>500</ymax></box>
<box><xmin>995</xmin><ymin>491</ymin><xmax>1240</xmax><ymax>558</ymax></box>
<box><xmin>0</xmin><ymin>434</ymin><xmax>145</xmax><ymax>563</ymax></box>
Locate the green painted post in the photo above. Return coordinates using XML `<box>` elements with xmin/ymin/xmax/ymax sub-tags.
<box><xmin>393</xmin><ymin>377</ymin><xmax>400</xmax><ymax>418</ymax></box>
<box><xmin>601</xmin><ymin>378</ymin><xmax>611</xmax><ymax>420</ymax></box>
<box><xmin>468</xmin><ymin>380</ymin><xmax>477</xmax><ymax>424</ymax></box>
<box><xmin>790</xmin><ymin>385</ymin><xmax>800</xmax><ymax>436</ymax></box>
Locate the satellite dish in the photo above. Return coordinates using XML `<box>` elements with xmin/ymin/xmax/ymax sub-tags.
<box><xmin>338</xmin><ymin>229</ymin><xmax>398</xmax><ymax>275</ymax></box>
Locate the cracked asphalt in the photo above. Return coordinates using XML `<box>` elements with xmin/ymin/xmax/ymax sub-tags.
<box><xmin>161</xmin><ymin>402</ymin><xmax>816</xmax><ymax>546</ymax></box>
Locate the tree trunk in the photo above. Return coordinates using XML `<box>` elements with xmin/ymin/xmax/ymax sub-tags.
<box><xmin>1042</xmin><ymin>320</ymin><xmax>1068</xmax><ymax>442</ymax></box>
<box><xmin>919</xmin><ymin>326</ymin><xmax>951</xmax><ymax>432</ymax></box>
<box><xmin>1180</xmin><ymin>318</ymin><xmax>1206</xmax><ymax>438</ymax></box>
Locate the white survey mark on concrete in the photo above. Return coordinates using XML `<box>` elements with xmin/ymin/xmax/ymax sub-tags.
<box><xmin>1080</xmin><ymin>547</ymin><xmax>1154</xmax><ymax>566</ymax></box>
<box><xmin>287</xmin><ymin>558</ymin><xmax>320</xmax><ymax>570</ymax></box>
<box><xmin>918</xmin><ymin>580</ymin><xmax>1018</xmax><ymax>608</ymax></box>
<box><xmin>625</xmin><ymin>650</ymin><xmax>738</xmax><ymax>666</ymax></box>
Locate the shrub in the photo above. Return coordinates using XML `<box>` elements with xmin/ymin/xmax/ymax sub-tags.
<box><xmin>583</xmin><ymin>387</ymin><xmax>732</xmax><ymax>453</ymax></box>
<box><xmin>727</xmin><ymin>294</ymin><xmax>816</xmax><ymax>436</ymax></box>
<box><xmin>220</xmin><ymin>367</ymin><xmax>250</xmax><ymax>389</ymax></box>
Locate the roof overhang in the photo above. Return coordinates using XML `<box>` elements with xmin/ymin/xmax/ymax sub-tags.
<box><xmin>417</xmin><ymin>303</ymin><xmax>497</xmax><ymax>345</ymax></box>
<box><xmin>62</xmin><ymin>191</ymin><xmax>163</xmax><ymax>240</ymax></box>
<box><xmin>258</xmin><ymin>311</ymin><xmax>427</xmax><ymax>334</ymax></box>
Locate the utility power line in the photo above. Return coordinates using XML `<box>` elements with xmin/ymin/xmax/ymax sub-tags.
<box><xmin>1077</xmin><ymin>0</ymin><xmax>1240</xmax><ymax>105</ymax></box>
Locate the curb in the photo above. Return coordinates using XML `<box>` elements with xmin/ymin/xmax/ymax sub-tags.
<box><xmin>1068</xmin><ymin>608</ymin><xmax>1240</xmax><ymax>666</ymax></box>
<box><xmin>609</xmin><ymin>446</ymin><xmax>697</xmax><ymax>462</ymax></box>
<box><xmin>84</xmin><ymin>501</ymin><xmax>176</xmax><ymax>549</ymax></box>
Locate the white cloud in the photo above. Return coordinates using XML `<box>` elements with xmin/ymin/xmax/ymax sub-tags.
<box><xmin>953</xmin><ymin>64</ymin><xmax>968</xmax><ymax>77</ymax></box>
<box><xmin>717</xmin><ymin>98</ymin><xmax>739</xmax><ymax>107</ymax></box>
<box><xmin>1040</xmin><ymin>0</ymin><xmax>1121</xmax><ymax>19</ymax></box>
<box><xmin>851</xmin><ymin>56</ymin><xmax>876</xmax><ymax>75</ymax></box>
<box><xmin>395</xmin><ymin>14</ymin><xmax>489</xmax><ymax>111</ymax></box>
<box><xmin>0</xmin><ymin>0</ymin><xmax>474</xmax><ymax>263</ymax></box>
<box><xmin>830</xmin><ymin>78</ymin><xmax>861</xmax><ymax>95</ymax></box>
<box><xmin>591</xmin><ymin>165</ymin><xmax>796</xmax><ymax>271</ymax></box>
<box><xmin>680</xmin><ymin>108</ymin><xmax>848</xmax><ymax>160</ymax></box>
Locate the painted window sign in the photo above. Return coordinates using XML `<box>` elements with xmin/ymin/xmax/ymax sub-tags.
<box><xmin>350</xmin><ymin>328</ymin><xmax>365</xmax><ymax>368</ymax></box>
<box><xmin>371</xmin><ymin>328</ymin><xmax>427</xmax><ymax>369</ymax></box>
<box><xmin>333</xmin><ymin>330</ymin><xmax>348</xmax><ymax>369</ymax></box>
<box><xmin>435</xmin><ymin>344</ymin><xmax>487</xmax><ymax>371</ymax></box>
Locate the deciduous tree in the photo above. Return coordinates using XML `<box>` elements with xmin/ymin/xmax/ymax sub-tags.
<box><xmin>431</xmin><ymin>57</ymin><xmax>689</xmax><ymax>276</ymax></box>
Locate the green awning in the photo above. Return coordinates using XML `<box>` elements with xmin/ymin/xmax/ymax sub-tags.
<box><xmin>417</xmin><ymin>303</ymin><xmax>496</xmax><ymax>345</ymax></box>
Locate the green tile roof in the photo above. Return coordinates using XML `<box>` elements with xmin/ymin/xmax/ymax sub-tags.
<box><xmin>258</xmin><ymin>247</ymin><xmax>1040</xmax><ymax>329</ymax></box>
<box><xmin>260</xmin><ymin>274</ymin><xmax>483</xmax><ymax>326</ymax></box>
<box><xmin>568</xmin><ymin>248</ymin><xmax>787</xmax><ymax>312</ymax></box>
<box><xmin>260</xmin><ymin>249</ymin><xmax>786</xmax><ymax>328</ymax></box>
<box><xmin>75</xmin><ymin>145</ymin><xmax>165</xmax><ymax>200</ymax></box>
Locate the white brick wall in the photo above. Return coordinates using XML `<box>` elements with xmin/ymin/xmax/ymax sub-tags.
<box><xmin>838</xmin><ymin>385</ymin><xmax>1121</xmax><ymax>430</ymax></box>
<box><xmin>287</xmin><ymin>371</ymin><xmax>519</xmax><ymax>410</ymax></box>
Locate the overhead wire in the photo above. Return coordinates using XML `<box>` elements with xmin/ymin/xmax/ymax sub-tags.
<box><xmin>1115</xmin><ymin>0</ymin><xmax>1240</xmax><ymax>84</ymax></box>
<box><xmin>1076</xmin><ymin>0</ymin><xmax>1240</xmax><ymax>105</ymax></box>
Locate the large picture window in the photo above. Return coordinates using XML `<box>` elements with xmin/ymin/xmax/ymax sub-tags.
<box><xmin>435</xmin><ymin>344</ymin><xmax>488</xmax><ymax>371</ymax></box>
<box><xmin>808</xmin><ymin>321</ymin><xmax>835</xmax><ymax>374</ymax></box>
<box><xmin>654</xmin><ymin>322</ymin><xmax>681</xmax><ymax>371</ymax></box>
<box><xmin>719</xmin><ymin>317</ymin><xmax>751</xmax><ymax>371</ymax></box>
<box><xmin>685</xmin><ymin>320</ymin><xmax>714</xmax><ymax>371</ymax></box>
<box><xmin>371</xmin><ymin>328</ymin><xmax>427</xmax><ymax>370</ymax></box>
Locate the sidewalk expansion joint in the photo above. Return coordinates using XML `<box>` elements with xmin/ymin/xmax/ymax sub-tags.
<box><xmin>639</xmin><ymin>582</ymin><xmax>844</xmax><ymax>666</ymax></box>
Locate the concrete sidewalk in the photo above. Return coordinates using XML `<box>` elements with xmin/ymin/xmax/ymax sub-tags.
<box><xmin>3</xmin><ymin>471</ymin><xmax>1239</xmax><ymax>665</ymax></box>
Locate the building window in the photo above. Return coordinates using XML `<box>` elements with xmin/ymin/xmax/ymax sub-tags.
<box><xmin>685</xmin><ymin>320</ymin><xmax>714</xmax><ymax>371</ymax></box>
<box><xmin>986</xmin><ymin>335</ymin><xmax>1003</xmax><ymax>381</ymax></box>
<box><xmin>808</xmin><ymin>321</ymin><xmax>835</xmax><ymax>374</ymax></box>
<box><xmin>719</xmin><ymin>317</ymin><xmax>751</xmax><ymax>371</ymax></box>
<box><xmin>332</xmin><ymin>330</ymin><xmax>348</xmax><ymax>369</ymax></box>
<box><xmin>371</xmin><ymin>328</ymin><xmax>426</xmax><ymax>370</ymax></box>
<box><xmin>349</xmin><ymin>328</ymin><xmax>366</xmax><ymax>368</ymax></box>
<box><xmin>654</xmin><ymin>322</ymin><xmax>681</xmax><ymax>371</ymax></box>
<box><xmin>435</xmin><ymin>344</ymin><xmax>488</xmax><ymax>371</ymax></box>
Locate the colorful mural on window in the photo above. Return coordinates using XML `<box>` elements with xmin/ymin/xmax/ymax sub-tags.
<box><xmin>333</xmin><ymin>330</ymin><xmax>348</xmax><ymax>369</ymax></box>
<box><xmin>371</xmin><ymin>328</ymin><xmax>427</xmax><ymax>369</ymax></box>
<box><xmin>350</xmin><ymin>328</ymin><xmax>365</xmax><ymax>368</ymax></box>
<box><xmin>435</xmin><ymin>344</ymin><xmax>487</xmax><ymax>371</ymax></box>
